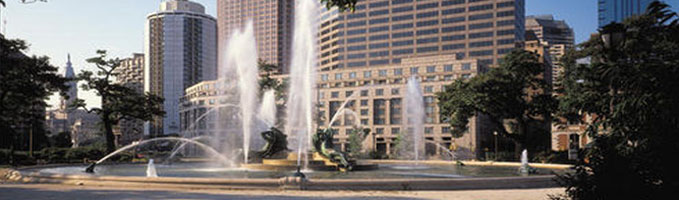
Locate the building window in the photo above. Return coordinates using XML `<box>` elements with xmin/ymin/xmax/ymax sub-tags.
<box><xmin>393</xmin><ymin>40</ymin><xmax>414</xmax><ymax>47</ymax></box>
<box><xmin>469</xmin><ymin>40</ymin><xmax>494</xmax><ymax>47</ymax></box>
<box><xmin>361</xmin><ymin>90</ymin><xmax>369</xmax><ymax>97</ymax></box>
<box><xmin>361</xmin><ymin>99</ymin><xmax>369</xmax><ymax>106</ymax></box>
<box><xmin>369</xmin><ymin>25</ymin><xmax>389</xmax><ymax>33</ymax></box>
<box><xmin>410</xmin><ymin>67</ymin><xmax>419</xmax><ymax>74</ymax></box>
<box><xmin>441</xmin><ymin>34</ymin><xmax>465</xmax><ymax>41</ymax></box>
<box><xmin>349</xmin><ymin>72</ymin><xmax>357</xmax><ymax>79</ymax></box>
<box><xmin>392</xmin><ymin>128</ymin><xmax>400</xmax><ymax>134</ymax></box>
<box><xmin>391</xmin><ymin>88</ymin><xmax>400</xmax><ymax>95</ymax></box>
<box><xmin>321</xmin><ymin>74</ymin><xmax>329</xmax><ymax>81</ymax></box>
<box><xmin>335</xmin><ymin>73</ymin><xmax>342</xmax><ymax>80</ymax></box>
<box><xmin>364</xmin><ymin>71</ymin><xmax>372</xmax><ymax>78</ymax></box>
<box><xmin>370</xmin><ymin>51</ymin><xmax>389</xmax><ymax>58</ymax></box>
<box><xmin>392</xmin><ymin>23</ymin><xmax>413</xmax><ymax>30</ymax></box>
<box><xmin>392</xmin><ymin>31</ymin><xmax>414</xmax><ymax>38</ymax></box>
<box><xmin>360</xmin><ymin>109</ymin><xmax>369</xmax><ymax>115</ymax></box>
<box><xmin>469</xmin><ymin>13</ymin><xmax>493</xmax><ymax>21</ymax></box>
<box><xmin>392</xmin><ymin>5</ymin><xmax>413</xmax><ymax>13</ymax></box>
<box><xmin>462</xmin><ymin>63</ymin><xmax>471</xmax><ymax>70</ymax></box>
<box><xmin>442</xmin><ymin>16</ymin><xmax>466</xmax><ymax>24</ymax></box>
<box><xmin>469</xmin><ymin>4</ymin><xmax>493</xmax><ymax>12</ymax></box>
<box><xmin>346</xmin><ymin>91</ymin><xmax>353</xmax><ymax>97</ymax></box>
<box><xmin>417</xmin><ymin>46</ymin><xmax>438</xmax><ymax>53</ymax></box>
<box><xmin>416</xmin><ymin>28</ymin><xmax>439</xmax><ymax>35</ymax></box>
<box><xmin>331</xmin><ymin>91</ymin><xmax>339</xmax><ymax>98</ymax></box>
<box><xmin>426</xmin><ymin>66</ymin><xmax>436</xmax><ymax>73</ymax></box>
<box><xmin>393</xmin><ymin>48</ymin><xmax>413</xmax><ymax>55</ymax></box>
<box><xmin>375</xmin><ymin>89</ymin><xmax>384</xmax><ymax>96</ymax></box>
<box><xmin>425</xmin><ymin>127</ymin><xmax>433</xmax><ymax>134</ymax></box>
<box><xmin>394</xmin><ymin>68</ymin><xmax>403</xmax><ymax>75</ymax></box>
<box><xmin>442</xmin><ymin>126</ymin><xmax>450</xmax><ymax>134</ymax></box>
<box><xmin>424</xmin><ymin>86</ymin><xmax>433</xmax><ymax>93</ymax></box>
<box><xmin>376</xmin><ymin>128</ymin><xmax>384</xmax><ymax>134</ymax></box>
<box><xmin>379</xmin><ymin>70</ymin><xmax>387</xmax><ymax>77</ymax></box>
<box><xmin>469</xmin><ymin>22</ymin><xmax>494</xmax><ymax>30</ymax></box>
<box><xmin>469</xmin><ymin>31</ymin><xmax>494</xmax><ymax>38</ymax></box>
<box><xmin>444</xmin><ymin>65</ymin><xmax>453</xmax><ymax>72</ymax></box>
<box><xmin>441</xmin><ymin>7</ymin><xmax>465</xmax><ymax>15</ymax></box>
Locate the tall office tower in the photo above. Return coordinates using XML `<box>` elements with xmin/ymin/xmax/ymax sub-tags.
<box><xmin>62</xmin><ymin>54</ymin><xmax>78</xmax><ymax>111</ymax></box>
<box><xmin>317</xmin><ymin>0</ymin><xmax>525</xmax><ymax>71</ymax></box>
<box><xmin>525</xmin><ymin>15</ymin><xmax>574</xmax><ymax>84</ymax></box>
<box><xmin>217</xmin><ymin>0</ymin><xmax>294</xmax><ymax>73</ymax></box>
<box><xmin>598</xmin><ymin>0</ymin><xmax>654</xmax><ymax>28</ymax></box>
<box><xmin>113</xmin><ymin>53</ymin><xmax>145</xmax><ymax>145</ymax></box>
<box><xmin>145</xmin><ymin>0</ymin><xmax>218</xmax><ymax>137</ymax></box>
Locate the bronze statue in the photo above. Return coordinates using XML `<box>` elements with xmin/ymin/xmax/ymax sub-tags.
<box><xmin>313</xmin><ymin>128</ymin><xmax>352</xmax><ymax>170</ymax></box>
<box><xmin>257</xmin><ymin>127</ymin><xmax>289</xmax><ymax>158</ymax></box>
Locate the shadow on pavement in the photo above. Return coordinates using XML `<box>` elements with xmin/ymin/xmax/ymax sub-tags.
<box><xmin>0</xmin><ymin>184</ymin><xmax>424</xmax><ymax>200</ymax></box>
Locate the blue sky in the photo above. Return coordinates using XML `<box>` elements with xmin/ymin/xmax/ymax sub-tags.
<box><xmin>1</xmin><ymin>0</ymin><xmax>676</xmax><ymax>108</ymax></box>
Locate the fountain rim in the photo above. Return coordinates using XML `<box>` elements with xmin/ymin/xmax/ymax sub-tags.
<box><xmin>6</xmin><ymin>161</ymin><xmax>567</xmax><ymax>191</ymax></box>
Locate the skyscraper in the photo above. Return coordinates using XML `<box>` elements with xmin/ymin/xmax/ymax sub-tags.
<box><xmin>145</xmin><ymin>0</ymin><xmax>217</xmax><ymax>137</ymax></box>
<box><xmin>525</xmin><ymin>15</ymin><xmax>574</xmax><ymax>84</ymax></box>
<box><xmin>114</xmin><ymin>53</ymin><xmax>145</xmax><ymax>145</ymax></box>
<box><xmin>317</xmin><ymin>0</ymin><xmax>526</xmax><ymax>71</ymax></box>
<box><xmin>598</xmin><ymin>0</ymin><xmax>655</xmax><ymax>28</ymax></box>
<box><xmin>217</xmin><ymin>0</ymin><xmax>294</xmax><ymax>73</ymax></box>
<box><xmin>62</xmin><ymin>54</ymin><xmax>77</xmax><ymax>111</ymax></box>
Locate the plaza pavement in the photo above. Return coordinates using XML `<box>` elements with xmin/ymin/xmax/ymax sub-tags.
<box><xmin>0</xmin><ymin>183</ymin><xmax>564</xmax><ymax>200</ymax></box>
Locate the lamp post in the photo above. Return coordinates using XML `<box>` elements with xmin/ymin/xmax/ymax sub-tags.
<box><xmin>493</xmin><ymin>131</ymin><xmax>498</xmax><ymax>161</ymax></box>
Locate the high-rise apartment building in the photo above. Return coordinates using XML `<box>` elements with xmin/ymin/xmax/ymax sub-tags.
<box><xmin>318</xmin><ymin>0</ymin><xmax>525</xmax><ymax>71</ymax></box>
<box><xmin>114</xmin><ymin>53</ymin><xmax>145</xmax><ymax>145</ymax></box>
<box><xmin>145</xmin><ymin>0</ymin><xmax>217</xmax><ymax>137</ymax></box>
<box><xmin>598</xmin><ymin>0</ymin><xmax>654</xmax><ymax>28</ymax></box>
<box><xmin>217</xmin><ymin>0</ymin><xmax>294</xmax><ymax>73</ymax></box>
<box><xmin>525</xmin><ymin>15</ymin><xmax>573</xmax><ymax>84</ymax></box>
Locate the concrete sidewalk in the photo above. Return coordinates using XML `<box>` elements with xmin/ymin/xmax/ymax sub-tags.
<box><xmin>0</xmin><ymin>183</ymin><xmax>564</xmax><ymax>200</ymax></box>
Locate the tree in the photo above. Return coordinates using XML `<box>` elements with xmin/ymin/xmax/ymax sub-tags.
<box><xmin>74</xmin><ymin>50</ymin><xmax>164</xmax><ymax>153</ymax></box>
<box><xmin>1</xmin><ymin>37</ymin><xmax>70</xmax><ymax>163</ymax></box>
<box><xmin>50</xmin><ymin>131</ymin><xmax>72</xmax><ymax>148</ymax></box>
<box><xmin>257</xmin><ymin>59</ymin><xmax>288</xmax><ymax>127</ymax></box>
<box><xmin>437</xmin><ymin>50</ymin><xmax>556</xmax><ymax>158</ymax></box>
<box><xmin>346</xmin><ymin>128</ymin><xmax>368</xmax><ymax>158</ymax></box>
<box><xmin>320</xmin><ymin>0</ymin><xmax>357</xmax><ymax>12</ymax></box>
<box><xmin>257</xmin><ymin>59</ymin><xmax>286</xmax><ymax>99</ymax></box>
<box><xmin>554</xmin><ymin>2</ymin><xmax>679</xmax><ymax>199</ymax></box>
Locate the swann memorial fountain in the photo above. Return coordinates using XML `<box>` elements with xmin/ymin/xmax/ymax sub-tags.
<box><xmin>4</xmin><ymin>0</ymin><xmax>570</xmax><ymax>190</ymax></box>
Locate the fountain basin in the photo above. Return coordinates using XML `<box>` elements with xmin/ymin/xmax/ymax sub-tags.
<box><xmin>4</xmin><ymin>160</ymin><xmax>570</xmax><ymax>191</ymax></box>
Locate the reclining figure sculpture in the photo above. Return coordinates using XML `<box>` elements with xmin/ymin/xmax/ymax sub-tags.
<box><xmin>313</xmin><ymin>128</ymin><xmax>352</xmax><ymax>170</ymax></box>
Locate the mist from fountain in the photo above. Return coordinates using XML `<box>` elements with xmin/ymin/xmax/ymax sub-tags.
<box><xmin>397</xmin><ymin>76</ymin><xmax>425</xmax><ymax>161</ymax></box>
<box><xmin>92</xmin><ymin>137</ymin><xmax>232</xmax><ymax>167</ymax></box>
<box><xmin>146</xmin><ymin>159</ymin><xmax>158</xmax><ymax>177</ymax></box>
<box><xmin>222</xmin><ymin>21</ymin><xmax>259</xmax><ymax>164</ymax></box>
<box><xmin>327</xmin><ymin>91</ymin><xmax>358</xmax><ymax>127</ymax></box>
<box><xmin>259</xmin><ymin>89</ymin><xmax>277</xmax><ymax>127</ymax></box>
<box><xmin>286</xmin><ymin>0</ymin><xmax>319</xmax><ymax>167</ymax></box>
<box><xmin>424</xmin><ymin>140</ymin><xmax>456</xmax><ymax>161</ymax></box>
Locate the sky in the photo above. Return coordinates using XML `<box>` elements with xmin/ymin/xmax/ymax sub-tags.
<box><xmin>1</xmin><ymin>0</ymin><xmax>677</xmax><ymax>109</ymax></box>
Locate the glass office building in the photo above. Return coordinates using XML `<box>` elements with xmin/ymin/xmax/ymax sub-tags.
<box><xmin>598</xmin><ymin>0</ymin><xmax>654</xmax><ymax>28</ymax></box>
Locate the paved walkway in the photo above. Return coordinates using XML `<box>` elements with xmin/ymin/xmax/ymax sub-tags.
<box><xmin>0</xmin><ymin>183</ymin><xmax>563</xmax><ymax>200</ymax></box>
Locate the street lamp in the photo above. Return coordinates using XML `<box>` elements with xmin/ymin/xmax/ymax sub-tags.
<box><xmin>493</xmin><ymin>131</ymin><xmax>498</xmax><ymax>161</ymax></box>
<box><xmin>600</xmin><ymin>23</ymin><xmax>625</xmax><ymax>49</ymax></box>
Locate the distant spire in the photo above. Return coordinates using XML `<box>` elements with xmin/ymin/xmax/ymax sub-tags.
<box><xmin>67</xmin><ymin>53</ymin><xmax>71</xmax><ymax>64</ymax></box>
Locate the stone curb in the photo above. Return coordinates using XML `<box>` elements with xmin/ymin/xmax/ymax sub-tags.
<box><xmin>3</xmin><ymin>168</ymin><xmax>559</xmax><ymax>191</ymax></box>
